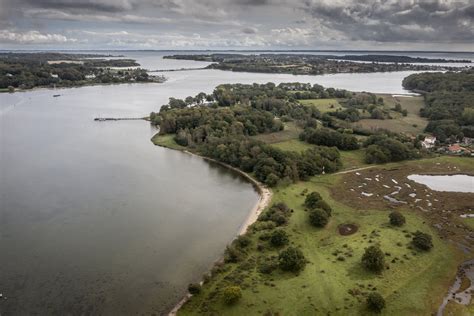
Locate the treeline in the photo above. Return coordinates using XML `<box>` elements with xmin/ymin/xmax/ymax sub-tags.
<box><xmin>200</xmin><ymin>137</ymin><xmax>341</xmax><ymax>185</ymax></box>
<box><xmin>300</xmin><ymin>127</ymin><xmax>359</xmax><ymax>150</ymax></box>
<box><xmin>0</xmin><ymin>52</ymin><xmax>161</xmax><ymax>90</ymax></box>
<box><xmin>164</xmin><ymin>54</ymin><xmax>455</xmax><ymax>76</ymax></box>
<box><xmin>363</xmin><ymin>134</ymin><xmax>420</xmax><ymax>164</ymax></box>
<box><xmin>327</xmin><ymin>54</ymin><xmax>470</xmax><ymax>64</ymax></box>
<box><xmin>402</xmin><ymin>70</ymin><xmax>474</xmax><ymax>140</ymax></box>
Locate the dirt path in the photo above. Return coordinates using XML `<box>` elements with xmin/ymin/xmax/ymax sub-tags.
<box><xmin>336</xmin><ymin>165</ymin><xmax>376</xmax><ymax>175</ymax></box>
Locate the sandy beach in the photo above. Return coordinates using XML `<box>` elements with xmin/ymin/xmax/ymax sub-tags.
<box><xmin>167</xmin><ymin>149</ymin><xmax>273</xmax><ymax>316</ymax></box>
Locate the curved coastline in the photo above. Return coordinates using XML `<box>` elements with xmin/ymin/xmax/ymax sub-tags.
<box><xmin>151</xmin><ymin>139</ymin><xmax>273</xmax><ymax>315</ymax></box>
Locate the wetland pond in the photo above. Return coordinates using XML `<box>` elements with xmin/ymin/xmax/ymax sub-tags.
<box><xmin>407</xmin><ymin>174</ymin><xmax>474</xmax><ymax>193</ymax></box>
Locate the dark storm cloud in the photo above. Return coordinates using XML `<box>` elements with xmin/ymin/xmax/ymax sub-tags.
<box><xmin>0</xmin><ymin>0</ymin><xmax>473</xmax><ymax>49</ymax></box>
<box><xmin>304</xmin><ymin>0</ymin><xmax>474</xmax><ymax>43</ymax></box>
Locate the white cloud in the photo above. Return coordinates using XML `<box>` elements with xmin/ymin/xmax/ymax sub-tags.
<box><xmin>0</xmin><ymin>30</ymin><xmax>77</xmax><ymax>44</ymax></box>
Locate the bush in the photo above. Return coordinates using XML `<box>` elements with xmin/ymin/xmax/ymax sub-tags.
<box><xmin>224</xmin><ymin>245</ymin><xmax>245</xmax><ymax>263</ymax></box>
<box><xmin>235</xmin><ymin>235</ymin><xmax>252</xmax><ymax>248</ymax></box>
<box><xmin>309</xmin><ymin>209</ymin><xmax>329</xmax><ymax>227</ymax></box>
<box><xmin>361</xmin><ymin>245</ymin><xmax>385</xmax><ymax>273</ymax></box>
<box><xmin>367</xmin><ymin>292</ymin><xmax>385</xmax><ymax>313</ymax></box>
<box><xmin>278</xmin><ymin>246</ymin><xmax>306</xmax><ymax>272</ymax></box>
<box><xmin>304</xmin><ymin>191</ymin><xmax>322</xmax><ymax>208</ymax></box>
<box><xmin>222</xmin><ymin>286</ymin><xmax>242</xmax><ymax>305</ymax></box>
<box><xmin>313</xmin><ymin>200</ymin><xmax>332</xmax><ymax>216</ymax></box>
<box><xmin>412</xmin><ymin>231</ymin><xmax>433</xmax><ymax>251</ymax></box>
<box><xmin>188</xmin><ymin>283</ymin><xmax>201</xmax><ymax>295</ymax></box>
<box><xmin>258</xmin><ymin>258</ymin><xmax>278</xmax><ymax>274</ymax></box>
<box><xmin>389</xmin><ymin>211</ymin><xmax>406</xmax><ymax>227</ymax></box>
<box><xmin>270</xmin><ymin>229</ymin><xmax>289</xmax><ymax>247</ymax></box>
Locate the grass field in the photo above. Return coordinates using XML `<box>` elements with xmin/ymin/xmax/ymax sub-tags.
<box><xmin>151</xmin><ymin>133</ymin><xmax>185</xmax><ymax>150</ymax></box>
<box><xmin>179</xmin><ymin>169</ymin><xmax>460</xmax><ymax>315</ymax></box>
<box><xmin>251</xmin><ymin>121</ymin><xmax>303</xmax><ymax>144</ymax></box>
<box><xmin>351</xmin><ymin>95</ymin><xmax>428</xmax><ymax>135</ymax></box>
<box><xmin>299</xmin><ymin>98</ymin><xmax>343</xmax><ymax>112</ymax></box>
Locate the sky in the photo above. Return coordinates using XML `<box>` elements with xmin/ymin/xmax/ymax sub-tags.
<box><xmin>0</xmin><ymin>0</ymin><xmax>473</xmax><ymax>51</ymax></box>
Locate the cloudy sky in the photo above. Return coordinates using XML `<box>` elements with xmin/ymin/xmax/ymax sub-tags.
<box><xmin>0</xmin><ymin>0</ymin><xmax>473</xmax><ymax>50</ymax></box>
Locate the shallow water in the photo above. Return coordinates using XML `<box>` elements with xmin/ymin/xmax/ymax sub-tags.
<box><xmin>407</xmin><ymin>174</ymin><xmax>474</xmax><ymax>193</ymax></box>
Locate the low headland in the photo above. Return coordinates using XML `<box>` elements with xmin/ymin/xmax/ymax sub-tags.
<box><xmin>148</xmin><ymin>77</ymin><xmax>473</xmax><ymax>315</ymax></box>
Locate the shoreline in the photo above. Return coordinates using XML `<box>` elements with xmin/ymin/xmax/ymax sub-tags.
<box><xmin>151</xmin><ymin>142</ymin><xmax>272</xmax><ymax>316</ymax></box>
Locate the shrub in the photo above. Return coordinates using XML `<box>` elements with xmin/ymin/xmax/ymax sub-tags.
<box><xmin>224</xmin><ymin>245</ymin><xmax>245</xmax><ymax>263</ymax></box>
<box><xmin>235</xmin><ymin>235</ymin><xmax>252</xmax><ymax>248</ymax></box>
<box><xmin>278</xmin><ymin>247</ymin><xmax>306</xmax><ymax>272</ymax></box>
<box><xmin>309</xmin><ymin>208</ymin><xmax>329</xmax><ymax>227</ymax></box>
<box><xmin>188</xmin><ymin>283</ymin><xmax>201</xmax><ymax>295</ymax></box>
<box><xmin>412</xmin><ymin>231</ymin><xmax>433</xmax><ymax>251</ymax></box>
<box><xmin>222</xmin><ymin>286</ymin><xmax>242</xmax><ymax>305</ymax></box>
<box><xmin>304</xmin><ymin>191</ymin><xmax>322</xmax><ymax>209</ymax></box>
<box><xmin>367</xmin><ymin>292</ymin><xmax>385</xmax><ymax>313</ymax></box>
<box><xmin>362</xmin><ymin>245</ymin><xmax>385</xmax><ymax>273</ymax></box>
<box><xmin>389</xmin><ymin>211</ymin><xmax>406</xmax><ymax>227</ymax></box>
<box><xmin>258</xmin><ymin>258</ymin><xmax>278</xmax><ymax>274</ymax></box>
<box><xmin>270</xmin><ymin>229</ymin><xmax>289</xmax><ymax>247</ymax></box>
<box><xmin>313</xmin><ymin>200</ymin><xmax>332</xmax><ymax>216</ymax></box>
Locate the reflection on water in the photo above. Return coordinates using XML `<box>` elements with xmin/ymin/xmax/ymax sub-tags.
<box><xmin>407</xmin><ymin>174</ymin><xmax>474</xmax><ymax>193</ymax></box>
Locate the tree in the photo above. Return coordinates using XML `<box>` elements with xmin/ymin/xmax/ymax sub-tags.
<box><xmin>278</xmin><ymin>247</ymin><xmax>306</xmax><ymax>272</ymax></box>
<box><xmin>367</xmin><ymin>292</ymin><xmax>386</xmax><ymax>313</ymax></box>
<box><xmin>412</xmin><ymin>231</ymin><xmax>433</xmax><ymax>251</ymax></box>
<box><xmin>270</xmin><ymin>229</ymin><xmax>289</xmax><ymax>247</ymax></box>
<box><xmin>389</xmin><ymin>211</ymin><xmax>406</xmax><ymax>227</ymax></box>
<box><xmin>222</xmin><ymin>286</ymin><xmax>242</xmax><ymax>304</ymax></box>
<box><xmin>362</xmin><ymin>245</ymin><xmax>385</xmax><ymax>273</ymax></box>
<box><xmin>309</xmin><ymin>209</ymin><xmax>329</xmax><ymax>227</ymax></box>
<box><xmin>313</xmin><ymin>200</ymin><xmax>332</xmax><ymax>216</ymax></box>
<box><xmin>304</xmin><ymin>191</ymin><xmax>322</xmax><ymax>209</ymax></box>
<box><xmin>188</xmin><ymin>283</ymin><xmax>201</xmax><ymax>295</ymax></box>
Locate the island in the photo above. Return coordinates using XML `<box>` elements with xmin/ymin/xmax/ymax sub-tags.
<box><xmin>149</xmin><ymin>74</ymin><xmax>473</xmax><ymax>315</ymax></box>
<box><xmin>164</xmin><ymin>53</ymin><xmax>471</xmax><ymax>75</ymax></box>
<box><xmin>0</xmin><ymin>52</ymin><xmax>166</xmax><ymax>92</ymax></box>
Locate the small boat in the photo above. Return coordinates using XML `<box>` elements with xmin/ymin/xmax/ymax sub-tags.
<box><xmin>53</xmin><ymin>94</ymin><xmax>61</xmax><ymax>97</ymax></box>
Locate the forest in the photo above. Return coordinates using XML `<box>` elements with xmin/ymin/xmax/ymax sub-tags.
<box><xmin>151</xmin><ymin>82</ymin><xmax>421</xmax><ymax>185</ymax></box>
<box><xmin>403</xmin><ymin>69</ymin><xmax>474</xmax><ymax>140</ymax></box>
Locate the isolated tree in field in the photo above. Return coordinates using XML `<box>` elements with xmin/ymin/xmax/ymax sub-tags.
<box><xmin>270</xmin><ymin>229</ymin><xmax>289</xmax><ymax>247</ymax></box>
<box><xmin>362</xmin><ymin>245</ymin><xmax>385</xmax><ymax>273</ymax></box>
<box><xmin>389</xmin><ymin>211</ymin><xmax>406</xmax><ymax>227</ymax></box>
<box><xmin>367</xmin><ymin>292</ymin><xmax>386</xmax><ymax>313</ymax></box>
<box><xmin>222</xmin><ymin>286</ymin><xmax>242</xmax><ymax>304</ymax></box>
<box><xmin>278</xmin><ymin>246</ymin><xmax>306</xmax><ymax>272</ymax></box>
<box><xmin>412</xmin><ymin>231</ymin><xmax>433</xmax><ymax>251</ymax></box>
<box><xmin>309</xmin><ymin>208</ymin><xmax>329</xmax><ymax>227</ymax></box>
<box><xmin>304</xmin><ymin>191</ymin><xmax>322</xmax><ymax>209</ymax></box>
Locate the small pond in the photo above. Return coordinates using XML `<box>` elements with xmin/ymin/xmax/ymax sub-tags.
<box><xmin>407</xmin><ymin>174</ymin><xmax>474</xmax><ymax>193</ymax></box>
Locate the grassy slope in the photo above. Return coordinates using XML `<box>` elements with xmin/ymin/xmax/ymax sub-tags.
<box><xmin>179</xmin><ymin>166</ymin><xmax>460</xmax><ymax>315</ymax></box>
<box><xmin>351</xmin><ymin>95</ymin><xmax>428</xmax><ymax>135</ymax></box>
<box><xmin>151</xmin><ymin>133</ymin><xmax>186</xmax><ymax>150</ymax></box>
<box><xmin>299</xmin><ymin>98</ymin><xmax>343</xmax><ymax>112</ymax></box>
<box><xmin>251</xmin><ymin>121</ymin><xmax>302</xmax><ymax>144</ymax></box>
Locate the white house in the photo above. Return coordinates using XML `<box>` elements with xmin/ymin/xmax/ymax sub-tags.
<box><xmin>421</xmin><ymin>136</ymin><xmax>436</xmax><ymax>149</ymax></box>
